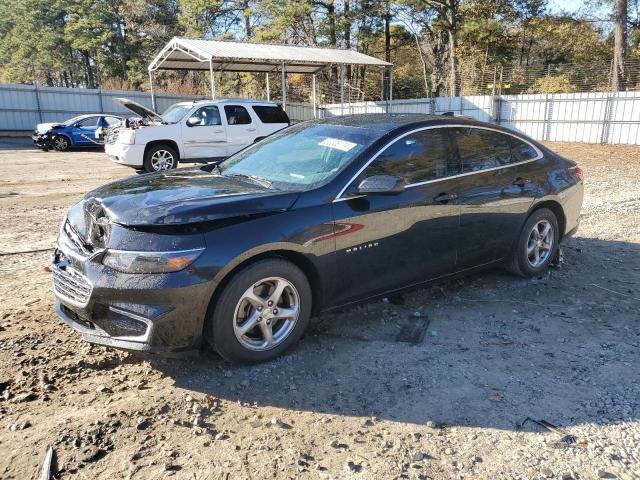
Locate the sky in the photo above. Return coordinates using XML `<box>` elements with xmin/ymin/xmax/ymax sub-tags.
<box><xmin>547</xmin><ymin>0</ymin><xmax>587</xmax><ymax>14</ymax></box>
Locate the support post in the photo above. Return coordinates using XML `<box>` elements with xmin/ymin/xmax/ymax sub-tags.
<box><xmin>148</xmin><ymin>71</ymin><xmax>156</xmax><ymax>112</ymax></box>
<box><xmin>281</xmin><ymin>63</ymin><xmax>286</xmax><ymax>109</ymax></box>
<box><xmin>389</xmin><ymin>68</ymin><xmax>393</xmax><ymax>112</ymax></box>
<box><xmin>312</xmin><ymin>73</ymin><xmax>317</xmax><ymax>118</ymax></box>
<box><xmin>34</xmin><ymin>82</ymin><xmax>43</xmax><ymax>123</ymax></box>
<box><xmin>340</xmin><ymin>65</ymin><xmax>345</xmax><ymax>116</ymax></box>
<box><xmin>209</xmin><ymin>60</ymin><xmax>216</xmax><ymax>100</ymax></box>
<box><xmin>266</xmin><ymin>73</ymin><xmax>270</xmax><ymax>101</ymax></box>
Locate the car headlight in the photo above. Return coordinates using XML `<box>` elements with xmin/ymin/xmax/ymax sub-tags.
<box><xmin>119</xmin><ymin>129</ymin><xmax>136</xmax><ymax>145</ymax></box>
<box><xmin>102</xmin><ymin>248</ymin><xmax>204</xmax><ymax>273</ymax></box>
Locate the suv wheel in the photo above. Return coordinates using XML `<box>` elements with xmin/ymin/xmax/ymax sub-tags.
<box><xmin>508</xmin><ymin>208</ymin><xmax>559</xmax><ymax>277</ymax></box>
<box><xmin>53</xmin><ymin>135</ymin><xmax>70</xmax><ymax>151</ymax></box>
<box><xmin>205</xmin><ymin>259</ymin><xmax>312</xmax><ymax>364</ymax></box>
<box><xmin>144</xmin><ymin>145</ymin><xmax>178</xmax><ymax>173</ymax></box>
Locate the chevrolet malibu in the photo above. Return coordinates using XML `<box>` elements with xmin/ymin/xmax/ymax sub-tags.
<box><xmin>52</xmin><ymin>114</ymin><xmax>584</xmax><ymax>363</ymax></box>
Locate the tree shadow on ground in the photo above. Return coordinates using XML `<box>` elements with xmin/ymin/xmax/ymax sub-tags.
<box><xmin>152</xmin><ymin>236</ymin><xmax>640</xmax><ymax>430</ymax></box>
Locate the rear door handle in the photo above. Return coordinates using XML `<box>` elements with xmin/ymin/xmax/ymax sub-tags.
<box><xmin>513</xmin><ymin>177</ymin><xmax>529</xmax><ymax>187</ymax></box>
<box><xmin>434</xmin><ymin>192</ymin><xmax>458</xmax><ymax>204</ymax></box>
<box><xmin>213</xmin><ymin>129</ymin><xmax>224</xmax><ymax>133</ymax></box>
<box><xmin>247</xmin><ymin>127</ymin><xmax>257</xmax><ymax>132</ymax></box>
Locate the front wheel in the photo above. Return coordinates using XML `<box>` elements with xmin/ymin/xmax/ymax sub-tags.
<box><xmin>508</xmin><ymin>208</ymin><xmax>559</xmax><ymax>277</ymax></box>
<box><xmin>52</xmin><ymin>135</ymin><xmax>70</xmax><ymax>151</ymax></box>
<box><xmin>143</xmin><ymin>144</ymin><xmax>178</xmax><ymax>173</ymax></box>
<box><xmin>205</xmin><ymin>259</ymin><xmax>312</xmax><ymax>364</ymax></box>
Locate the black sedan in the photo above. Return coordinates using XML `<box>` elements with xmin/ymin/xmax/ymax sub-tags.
<box><xmin>52</xmin><ymin>114</ymin><xmax>584</xmax><ymax>363</ymax></box>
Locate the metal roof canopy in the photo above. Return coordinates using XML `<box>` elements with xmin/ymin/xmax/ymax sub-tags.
<box><xmin>147</xmin><ymin>37</ymin><xmax>393</xmax><ymax>116</ymax></box>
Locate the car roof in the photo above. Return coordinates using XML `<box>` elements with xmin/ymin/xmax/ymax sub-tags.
<box><xmin>313</xmin><ymin>113</ymin><xmax>521</xmax><ymax>137</ymax></box>
<box><xmin>173</xmin><ymin>98</ymin><xmax>281</xmax><ymax>107</ymax></box>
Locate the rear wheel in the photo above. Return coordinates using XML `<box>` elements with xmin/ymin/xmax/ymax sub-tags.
<box><xmin>143</xmin><ymin>144</ymin><xmax>178</xmax><ymax>173</ymax></box>
<box><xmin>52</xmin><ymin>135</ymin><xmax>70</xmax><ymax>151</ymax></box>
<box><xmin>205</xmin><ymin>259</ymin><xmax>312</xmax><ymax>364</ymax></box>
<box><xmin>508</xmin><ymin>208</ymin><xmax>559</xmax><ymax>277</ymax></box>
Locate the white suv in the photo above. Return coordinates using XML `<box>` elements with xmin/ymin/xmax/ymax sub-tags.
<box><xmin>105</xmin><ymin>98</ymin><xmax>290</xmax><ymax>172</ymax></box>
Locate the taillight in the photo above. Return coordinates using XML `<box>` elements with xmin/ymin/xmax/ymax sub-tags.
<box><xmin>569</xmin><ymin>166</ymin><xmax>584</xmax><ymax>182</ymax></box>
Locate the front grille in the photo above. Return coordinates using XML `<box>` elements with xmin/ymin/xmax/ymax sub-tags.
<box><xmin>53</xmin><ymin>265</ymin><xmax>92</xmax><ymax>306</ymax></box>
<box><xmin>106</xmin><ymin>128</ymin><xmax>119</xmax><ymax>145</ymax></box>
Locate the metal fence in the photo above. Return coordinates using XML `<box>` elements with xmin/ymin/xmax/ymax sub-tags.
<box><xmin>0</xmin><ymin>83</ymin><xmax>321</xmax><ymax>131</ymax></box>
<box><xmin>0</xmin><ymin>83</ymin><xmax>208</xmax><ymax>132</ymax></box>
<box><xmin>1</xmin><ymin>83</ymin><xmax>639</xmax><ymax>144</ymax></box>
<box><xmin>323</xmin><ymin>91</ymin><xmax>640</xmax><ymax>145</ymax></box>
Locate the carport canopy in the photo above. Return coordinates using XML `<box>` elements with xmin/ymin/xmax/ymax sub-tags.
<box><xmin>147</xmin><ymin>37</ymin><xmax>393</xmax><ymax>114</ymax></box>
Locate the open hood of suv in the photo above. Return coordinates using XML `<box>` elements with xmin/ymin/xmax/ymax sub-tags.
<box><xmin>114</xmin><ymin>98</ymin><xmax>163</xmax><ymax>122</ymax></box>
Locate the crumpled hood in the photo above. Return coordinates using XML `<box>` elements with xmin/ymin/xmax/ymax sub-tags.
<box><xmin>84</xmin><ymin>168</ymin><xmax>300</xmax><ymax>226</ymax></box>
<box><xmin>36</xmin><ymin>122</ymin><xmax>64</xmax><ymax>134</ymax></box>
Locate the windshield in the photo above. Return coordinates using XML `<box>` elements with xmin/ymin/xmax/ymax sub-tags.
<box><xmin>219</xmin><ymin>123</ymin><xmax>380</xmax><ymax>190</ymax></box>
<box><xmin>161</xmin><ymin>105</ymin><xmax>191</xmax><ymax>124</ymax></box>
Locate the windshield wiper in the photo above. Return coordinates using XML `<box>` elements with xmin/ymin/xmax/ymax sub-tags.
<box><xmin>225</xmin><ymin>173</ymin><xmax>273</xmax><ymax>188</ymax></box>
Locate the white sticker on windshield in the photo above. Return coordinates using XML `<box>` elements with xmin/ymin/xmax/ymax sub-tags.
<box><xmin>319</xmin><ymin>137</ymin><xmax>357</xmax><ymax>152</ymax></box>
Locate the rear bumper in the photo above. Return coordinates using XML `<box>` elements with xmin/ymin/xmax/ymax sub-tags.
<box><xmin>559</xmin><ymin>181</ymin><xmax>584</xmax><ymax>238</ymax></box>
<box><xmin>105</xmin><ymin>143</ymin><xmax>145</xmax><ymax>167</ymax></box>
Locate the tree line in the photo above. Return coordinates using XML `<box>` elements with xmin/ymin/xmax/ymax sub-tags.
<box><xmin>0</xmin><ymin>0</ymin><xmax>638</xmax><ymax>99</ymax></box>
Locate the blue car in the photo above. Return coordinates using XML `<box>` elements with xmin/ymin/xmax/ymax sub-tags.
<box><xmin>32</xmin><ymin>114</ymin><xmax>123</xmax><ymax>151</ymax></box>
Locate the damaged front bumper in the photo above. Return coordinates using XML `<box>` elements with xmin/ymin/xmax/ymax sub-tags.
<box><xmin>32</xmin><ymin>132</ymin><xmax>53</xmax><ymax>150</ymax></box>
<box><xmin>52</xmin><ymin>240</ymin><xmax>213</xmax><ymax>354</ymax></box>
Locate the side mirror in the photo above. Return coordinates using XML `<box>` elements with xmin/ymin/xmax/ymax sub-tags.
<box><xmin>357</xmin><ymin>175</ymin><xmax>405</xmax><ymax>195</ymax></box>
<box><xmin>186</xmin><ymin>116</ymin><xmax>200</xmax><ymax>127</ymax></box>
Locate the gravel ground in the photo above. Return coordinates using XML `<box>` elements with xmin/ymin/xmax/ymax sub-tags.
<box><xmin>0</xmin><ymin>140</ymin><xmax>638</xmax><ymax>480</ymax></box>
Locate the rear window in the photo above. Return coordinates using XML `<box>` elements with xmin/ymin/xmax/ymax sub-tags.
<box><xmin>450</xmin><ymin>127</ymin><xmax>513</xmax><ymax>173</ymax></box>
<box><xmin>224</xmin><ymin>105</ymin><xmax>252</xmax><ymax>125</ymax></box>
<box><xmin>252</xmin><ymin>105</ymin><xmax>290</xmax><ymax>124</ymax></box>
<box><xmin>510</xmin><ymin>137</ymin><xmax>539</xmax><ymax>161</ymax></box>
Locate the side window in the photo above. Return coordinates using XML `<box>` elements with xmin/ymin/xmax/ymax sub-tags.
<box><xmin>252</xmin><ymin>105</ymin><xmax>290</xmax><ymax>124</ymax></box>
<box><xmin>451</xmin><ymin>128</ymin><xmax>513</xmax><ymax>173</ymax></box>
<box><xmin>363</xmin><ymin>129</ymin><xmax>456</xmax><ymax>184</ymax></box>
<box><xmin>510</xmin><ymin>137</ymin><xmax>539</xmax><ymax>162</ymax></box>
<box><xmin>103</xmin><ymin>116</ymin><xmax>121</xmax><ymax>127</ymax></box>
<box><xmin>76</xmin><ymin>116</ymin><xmax>99</xmax><ymax>128</ymax></box>
<box><xmin>191</xmin><ymin>106</ymin><xmax>222</xmax><ymax>126</ymax></box>
<box><xmin>224</xmin><ymin>105</ymin><xmax>252</xmax><ymax>125</ymax></box>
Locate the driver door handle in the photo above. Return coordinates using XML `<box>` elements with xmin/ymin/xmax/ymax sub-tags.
<box><xmin>247</xmin><ymin>127</ymin><xmax>257</xmax><ymax>132</ymax></box>
<box><xmin>434</xmin><ymin>192</ymin><xmax>458</xmax><ymax>204</ymax></box>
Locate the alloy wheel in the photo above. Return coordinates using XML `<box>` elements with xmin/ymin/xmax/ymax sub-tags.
<box><xmin>54</xmin><ymin>137</ymin><xmax>69</xmax><ymax>151</ymax></box>
<box><xmin>150</xmin><ymin>150</ymin><xmax>175</xmax><ymax>171</ymax></box>
<box><xmin>526</xmin><ymin>219</ymin><xmax>554</xmax><ymax>268</ymax></box>
<box><xmin>232</xmin><ymin>277</ymin><xmax>300</xmax><ymax>351</ymax></box>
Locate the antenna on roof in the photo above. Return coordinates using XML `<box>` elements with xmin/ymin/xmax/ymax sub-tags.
<box><xmin>441</xmin><ymin>111</ymin><xmax>455</xmax><ymax>116</ymax></box>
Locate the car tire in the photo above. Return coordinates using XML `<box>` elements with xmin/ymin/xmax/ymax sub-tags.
<box><xmin>143</xmin><ymin>144</ymin><xmax>178</xmax><ymax>173</ymax></box>
<box><xmin>205</xmin><ymin>259</ymin><xmax>312</xmax><ymax>364</ymax></box>
<box><xmin>52</xmin><ymin>135</ymin><xmax>70</xmax><ymax>152</ymax></box>
<box><xmin>507</xmin><ymin>208</ymin><xmax>559</xmax><ymax>278</ymax></box>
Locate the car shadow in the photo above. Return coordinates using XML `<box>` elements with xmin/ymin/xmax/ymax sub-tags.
<box><xmin>150</xmin><ymin>235</ymin><xmax>640</xmax><ymax>430</ymax></box>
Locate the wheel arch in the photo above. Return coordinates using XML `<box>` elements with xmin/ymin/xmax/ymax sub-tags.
<box><xmin>204</xmin><ymin>248</ymin><xmax>324</xmax><ymax>334</ymax></box>
<box><xmin>529</xmin><ymin>199</ymin><xmax>566</xmax><ymax>240</ymax></box>
<box><xmin>53</xmin><ymin>132</ymin><xmax>72</xmax><ymax>146</ymax></box>
<box><xmin>144</xmin><ymin>140</ymin><xmax>181</xmax><ymax>161</ymax></box>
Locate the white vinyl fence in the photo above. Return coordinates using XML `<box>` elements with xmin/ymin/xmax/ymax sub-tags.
<box><xmin>324</xmin><ymin>91</ymin><xmax>640</xmax><ymax>145</ymax></box>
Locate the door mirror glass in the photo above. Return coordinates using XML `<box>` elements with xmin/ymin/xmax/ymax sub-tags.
<box><xmin>357</xmin><ymin>175</ymin><xmax>405</xmax><ymax>195</ymax></box>
<box><xmin>186</xmin><ymin>116</ymin><xmax>201</xmax><ymax>127</ymax></box>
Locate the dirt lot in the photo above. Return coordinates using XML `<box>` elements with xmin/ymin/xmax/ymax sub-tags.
<box><xmin>0</xmin><ymin>139</ymin><xmax>638</xmax><ymax>480</ymax></box>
